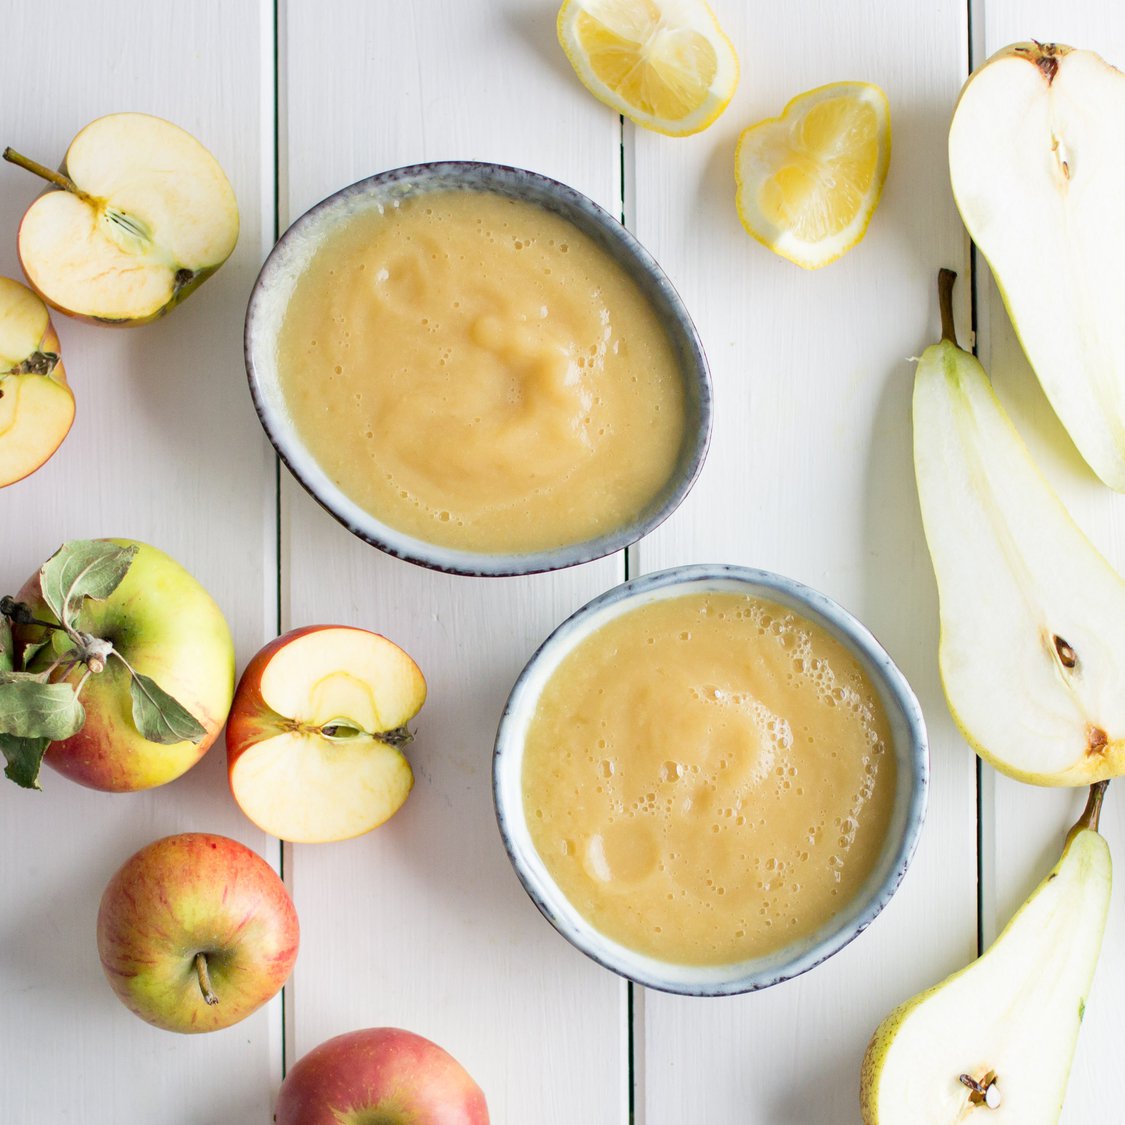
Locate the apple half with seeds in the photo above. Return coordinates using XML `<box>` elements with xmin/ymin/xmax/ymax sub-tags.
<box><xmin>4</xmin><ymin>112</ymin><xmax>238</xmax><ymax>325</ymax></box>
<box><xmin>227</xmin><ymin>626</ymin><xmax>426</xmax><ymax>843</ymax></box>
<box><xmin>0</xmin><ymin>276</ymin><xmax>74</xmax><ymax>486</ymax></box>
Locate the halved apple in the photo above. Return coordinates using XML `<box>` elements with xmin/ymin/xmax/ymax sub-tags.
<box><xmin>227</xmin><ymin>626</ymin><xmax>426</xmax><ymax>843</ymax></box>
<box><xmin>5</xmin><ymin>112</ymin><xmax>238</xmax><ymax>325</ymax></box>
<box><xmin>0</xmin><ymin>276</ymin><xmax>74</xmax><ymax>486</ymax></box>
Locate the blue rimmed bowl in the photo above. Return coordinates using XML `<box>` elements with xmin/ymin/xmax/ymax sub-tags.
<box><xmin>244</xmin><ymin>161</ymin><xmax>711</xmax><ymax>577</ymax></box>
<box><xmin>493</xmin><ymin>564</ymin><xmax>928</xmax><ymax>996</ymax></box>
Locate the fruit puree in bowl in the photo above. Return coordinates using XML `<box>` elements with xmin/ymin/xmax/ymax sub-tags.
<box><xmin>494</xmin><ymin>565</ymin><xmax>928</xmax><ymax>995</ymax></box>
<box><xmin>245</xmin><ymin>162</ymin><xmax>711</xmax><ymax>576</ymax></box>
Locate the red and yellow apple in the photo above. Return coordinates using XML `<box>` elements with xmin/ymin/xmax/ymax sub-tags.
<box><xmin>96</xmin><ymin>832</ymin><xmax>299</xmax><ymax>1034</ymax></box>
<box><xmin>15</xmin><ymin>538</ymin><xmax>235</xmax><ymax>791</ymax></box>
<box><xmin>275</xmin><ymin>1027</ymin><xmax>489</xmax><ymax>1124</ymax></box>
<box><xmin>0</xmin><ymin>276</ymin><xmax>74</xmax><ymax>486</ymax></box>
<box><xmin>226</xmin><ymin>625</ymin><xmax>426</xmax><ymax>842</ymax></box>
<box><xmin>5</xmin><ymin>112</ymin><xmax>239</xmax><ymax>325</ymax></box>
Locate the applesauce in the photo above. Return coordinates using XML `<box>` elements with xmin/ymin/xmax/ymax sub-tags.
<box><xmin>521</xmin><ymin>592</ymin><xmax>896</xmax><ymax>966</ymax></box>
<box><xmin>275</xmin><ymin>189</ymin><xmax>687</xmax><ymax>554</ymax></box>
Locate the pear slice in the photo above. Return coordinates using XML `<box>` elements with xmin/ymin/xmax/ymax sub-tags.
<box><xmin>226</xmin><ymin>626</ymin><xmax>426</xmax><ymax>843</ymax></box>
<box><xmin>915</xmin><ymin>270</ymin><xmax>1125</xmax><ymax>785</ymax></box>
<box><xmin>861</xmin><ymin>781</ymin><xmax>1111</xmax><ymax>1123</ymax></box>
<box><xmin>5</xmin><ymin>113</ymin><xmax>238</xmax><ymax>325</ymax></box>
<box><xmin>949</xmin><ymin>42</ymin><xmax>1125</xmax><ymax>490</ymax></box>
<box><xmin>0</xmin><ymin>276</ymin><xmax>75</xmax><ymax>486</ymax></box>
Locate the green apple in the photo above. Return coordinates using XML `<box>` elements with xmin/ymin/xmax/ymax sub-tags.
<box><xmin>275</xmin><ymin>1027</ymin><xmax>489</xmax><ymax>1124</ymax></box>
<box><xmin>0</xmin><ymin>276</ymin><xmax>74</xmax><ymax>487</ymax></box>
<box><xmin>4</xmin><ymin>112</ymin><xmax>239</xmax><ymax>325</ymax></box>
<box><xmin>96</xmin><ymin>832</ymin><xmax>299</xmax><ymax>1034</ymax></box>
<box><xmin>226</xmin><ymin>625</ymin><xmax>426</xmax><ymax>842</ymax></box>
<box><xmin>11</xmin><ymin>538</ymin><xmax>234</xmax><ymax>791</ymax></box>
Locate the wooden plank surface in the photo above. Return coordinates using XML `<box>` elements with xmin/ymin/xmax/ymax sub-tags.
<box><xmin>0</xmin><ymin>1</ymin><xmax>278</xmax><ymax>1122</ymax></box>
<box><xmin>630</xmin><ymin>2</ymin><xmax>978</xmax><ymax>1121</ymax></box>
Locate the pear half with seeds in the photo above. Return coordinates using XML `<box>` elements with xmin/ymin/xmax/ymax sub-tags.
<box><xmin>915</xmin><ymin>270</ymin><xmax>1125</xmax><ymax>785</ymax></box>
<box><xmin>860</xmin><ymin>781</ymin><xmax>1111</xmax><ymax>1123</ymax></box>
<box><xmin>949</xmin><ymin>42</ymin><xmax>1125</xmax><ymax>490</ymax></box>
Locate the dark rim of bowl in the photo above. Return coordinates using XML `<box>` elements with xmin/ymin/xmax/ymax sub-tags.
<box><xmin>492</xmin><ymin>564</ymin><xmax>929</xmax><ymax>996</ymax></box>
<box><xmin>245</xmin><ymin>160</ymin><xmax>713</xmax><ymax>577</ymax></box>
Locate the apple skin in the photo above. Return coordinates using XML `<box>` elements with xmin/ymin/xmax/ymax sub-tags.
<box><xmin>15</xmin><ymin>538</ymin><xmax>235</xmax><ymax>791</ymax></box>
<box><xmin>275</xmin><ymin>1027</ymin><xmax>489</xmax><ymax>1125</ymax></box>
<box><xmin>96</xmin><ymin>832</ymin><xmax>299</xmax><ymax>1034</ymax></box>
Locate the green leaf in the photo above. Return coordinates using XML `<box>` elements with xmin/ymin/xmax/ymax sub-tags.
<box><xmin>0</xmin><ymin>618</ymin><xmax>13</xmax><ymax>674</ymax></box>
<box><xmin>0</xmin><ymin>678</ymin><xmax>85</xmax><ymax>739</ymax></box>
<box><xmin>0</xmin><ymin>732</ymin><xmax>49</xmax><ymax>789</ymax></box>
<box><xmin>39</xmin><ymin>540</ymin><xmax>137</xmax><ymax>631</ymax></box>
<box><xmin>129</xmin><ymin>672</ymin><xmax>206</xmax><ymax>745</ymax></box>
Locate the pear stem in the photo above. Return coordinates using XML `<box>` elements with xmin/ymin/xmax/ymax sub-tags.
<box><xmin>3</xmin><ymin>147</ymin><xmax>93</xmax><ymax>204</ymax></box>
<box><xmin>194</xmin><ymin>952</ymin><xmax>219</xmax><ymax>1006</ymax></box>
<box><xmin>1076</xmin><ymin>779</ymin><xmax>1109</xmax><ymax>834</ymax></box>
<box><xmin>938</xmin><ymin>268</ymin><xmax>959</xmax><ymax>346</ymax></box>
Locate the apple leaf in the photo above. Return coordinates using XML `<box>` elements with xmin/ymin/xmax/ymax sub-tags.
<box><xmin>0</xmin><ymin>676</ymin><xmax>85</xmax><ymax>740</ymax></box>
<box><xmin>0</xmin><ymin>732</ymin><xmax>49</xmax><ymax>789</ymax></box>
<box><xmin>39</xmin><ymin>540</ymin><xmax>137</xmax><ymax>632</ymax></box>
<box><xmin>0</xmin><ymin>618</ymin><xmax>13</xmax><ymax>674</ymax></box>
<box><xmin>129</xmin><ymin>672</ymin><xmax>206</xmax><ymax>745</ymax></box>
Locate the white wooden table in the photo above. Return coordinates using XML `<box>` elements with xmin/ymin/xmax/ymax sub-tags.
<box><xmin>3</xmin><ymin>2</ymin><xmax>1123</xmax><ymax>1121</ymax></box>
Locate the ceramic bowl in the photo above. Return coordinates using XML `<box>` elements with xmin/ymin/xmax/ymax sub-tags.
<box><xmin>493</xmin><ymin>564</ymin><xmax>928</xmax><ymax>996</ymax></box>
<box><xmin>244</xmin><ymin>161</ymin><xmax>712</xmax><ymax>576</ymax></box>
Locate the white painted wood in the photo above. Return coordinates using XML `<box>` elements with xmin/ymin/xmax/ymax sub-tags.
<box><xmin>973</xmin><ymin>6</ymin><xmax>1125</xmax><ymax>1122</ymax></box>
<box><xmin>0</xmin><ymin>1</ymin><xmax>279</xmax><ymax>1122</ymax></box>
<box><xmin>279</xmin><ymin>2</ymin><xmax>628</xmax><ymax>1122</ymax></box>
<box><xmin>630</xmin><ymin>2</ymin><xmax>978</xmax><ymax>1121</ymax></box>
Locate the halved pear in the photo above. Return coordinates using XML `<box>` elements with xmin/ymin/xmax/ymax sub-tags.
<box><xmin>5</xmin><ymin>113</ymin><xmax>238</xmax><ymax>325</ymax></box>
<box><xmin>860</xmin><ymin>782</ymin><xmax>1111</xmax><ymax>1123</ymax></box>
<box><xmin>226</xmin><ymin>626</ymin><xmax>426</xmax><ymax>843</ymax></box>
<box><xmin>0</xmin><ymin>276</ymin><xmax>75</xmax><ymax>486</ymax></box>
<box><xmin>949</xmin><ymin>42</ymin><xmax>1125</xmax><ymax>490</ymax></box>
<box><xmin>915</xmin><ymin>270</ymin><xmax>1125</xmax><ymax>785</ymax></box>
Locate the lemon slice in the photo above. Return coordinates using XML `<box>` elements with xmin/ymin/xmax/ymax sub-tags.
<box><xmin>735</xmin><ymin>82</ymin><xmax>891</xmax><ymax>269</ymax></box>
<box><xmin>557</xmin><ymin>0</ymin><xmax>739</xmax><ymax>137</ymax></box>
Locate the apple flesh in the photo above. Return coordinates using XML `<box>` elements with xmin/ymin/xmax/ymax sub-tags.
<box><xmin>227</xmin><ymin>625</ymin><xmax>425</xmax><ymax>842</ymax></box>
<box><xmin>6</xmin><ymin>112</ymin><xmax>239</xmax><ymax>325</ymax></box>
<box><xmin>97</xmin><ymin>832</ymin><xmax>299</xmax><ymax>1034</ymax></box>
<box><xmin>276</xmin><ymin>1027</ymin><xmax>489</xmax><ymax>1124</ymax></box>
<box><xmin>15</xmin><ymin>538</ymin><xmax>235</xmax><ymax>791</ymax></box>
<box><xmin>0</xmin><ymin>276</ymin><xmax>74</xmax><ymax>486</ymax></box>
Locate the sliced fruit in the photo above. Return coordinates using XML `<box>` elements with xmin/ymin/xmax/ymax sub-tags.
<box><xmin>0</xmin><ymin>277</ymin><xmax>74</xmax><ymax>486</ymax></box>
<box><xmin>227</xmin><ymin>626</ymin><xmax>426</xmax><ymax>843</ymax></box>
<box><xmin>949</xmin><ymin>42</ymin><xmax>1125</xmax><ymax>490</ymax></box>
<box><xmin>556</xmin><ymin>0</ymin><xmax>739</xmax><ymax>136</ymax></box>
<box><xmin>914</xmin><ymin>271</ymin><xmax>1125</xmax><ymax>785</ymax></box>
<box><xmin>5</xmin><ymin>112</ymin><xmax>238</xmax><ymax>325</ymax></box>
<box><xmin>861</xmin><ymin>782</ymin><xmax>1111</xmax><ymax>1124</ymax></box>
<box><xmin>735</xmin><ymin>81</ymin><xmax>890</xmax><ymax>269</ymax></box>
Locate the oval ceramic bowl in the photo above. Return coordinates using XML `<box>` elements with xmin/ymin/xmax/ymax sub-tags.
<box><xmin>493</xmin><ymin>564</ymin><xmax>928</xmax><ymax>996</ymax></box>
<box><xmin>245</xmin><ymin>161</ymin><xmax>712</xmax><ymax>577</ymax></box>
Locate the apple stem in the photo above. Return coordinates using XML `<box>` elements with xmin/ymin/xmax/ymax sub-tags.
<box><xmin>3</xmin><ymin>147</ymin><xmax>94</xmax><ymax>204</ymax></box>
<box><xmin>194</xmin><ymin>952</ymin><xmax>219</xmax><ymax>1006</ymax></box>
<box><xmin>1076</xmin><ymin>779</ymin><xmax>1109</xmax><ymax>835</ymax></box>
<box><xmin>938</xmin><ymin>268</ymin><xmax>958</xmax><ymax>347</ymax></box>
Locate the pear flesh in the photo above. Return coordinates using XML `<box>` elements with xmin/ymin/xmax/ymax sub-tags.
<box><xmin>949</xmin><ymin>42</ymin><xmax>1125</xmax><ymax>490</ymax></box>
<box><xmin>914</xmin><ymin>279</ymin><xmax>1125</xmax><ymax>785</ymax></box>
<box><xmin>860</xmin><ymin>787</ymin><xmax>1111</xmax><ymax>1123</ymax></box>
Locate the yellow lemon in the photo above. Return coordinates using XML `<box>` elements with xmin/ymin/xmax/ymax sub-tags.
<box><xmin>557</xmin><ymin>0</ymin><xmax>739</xmax><ymax>137</ymax></box>
<box><xmin>735</xmin><ymin>82</ymin><xmax>891</xmax><ymax>269</ymax></box>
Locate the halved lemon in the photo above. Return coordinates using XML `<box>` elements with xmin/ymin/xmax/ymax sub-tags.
<box><xmin>557</xmin><ymin>0</ymin><xmax>739</xmax><ymax>137</ymax></box>
<box><xmin>735</xmin><ymin>82</ymin><xmax>891</xmax><ymax>269</ymax></box>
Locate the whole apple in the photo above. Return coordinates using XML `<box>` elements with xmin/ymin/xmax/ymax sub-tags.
<box><xmin>275</xmin><ymin>1027</ymin><xmax>489</xmax><ymax>1124</ymax></box>
<box><xmin>96</xmin><ymin>832</ymin><xmax>299</xmax><ymax>1034</ymax></box>
<box><xmin>14</xmin><ymin>538</ymin><xmax>235</xmax><ymax>790</ymax></box>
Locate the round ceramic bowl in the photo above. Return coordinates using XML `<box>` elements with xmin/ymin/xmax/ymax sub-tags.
<box><xmin>493</xmin><ymin>564</ymin><xmax>928</xmax><ymax>996</ymax></box>
<box><xmin>244</xmin><ymin>161</ymin><xmax>712</xmax><ymax>577</ymax></box>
